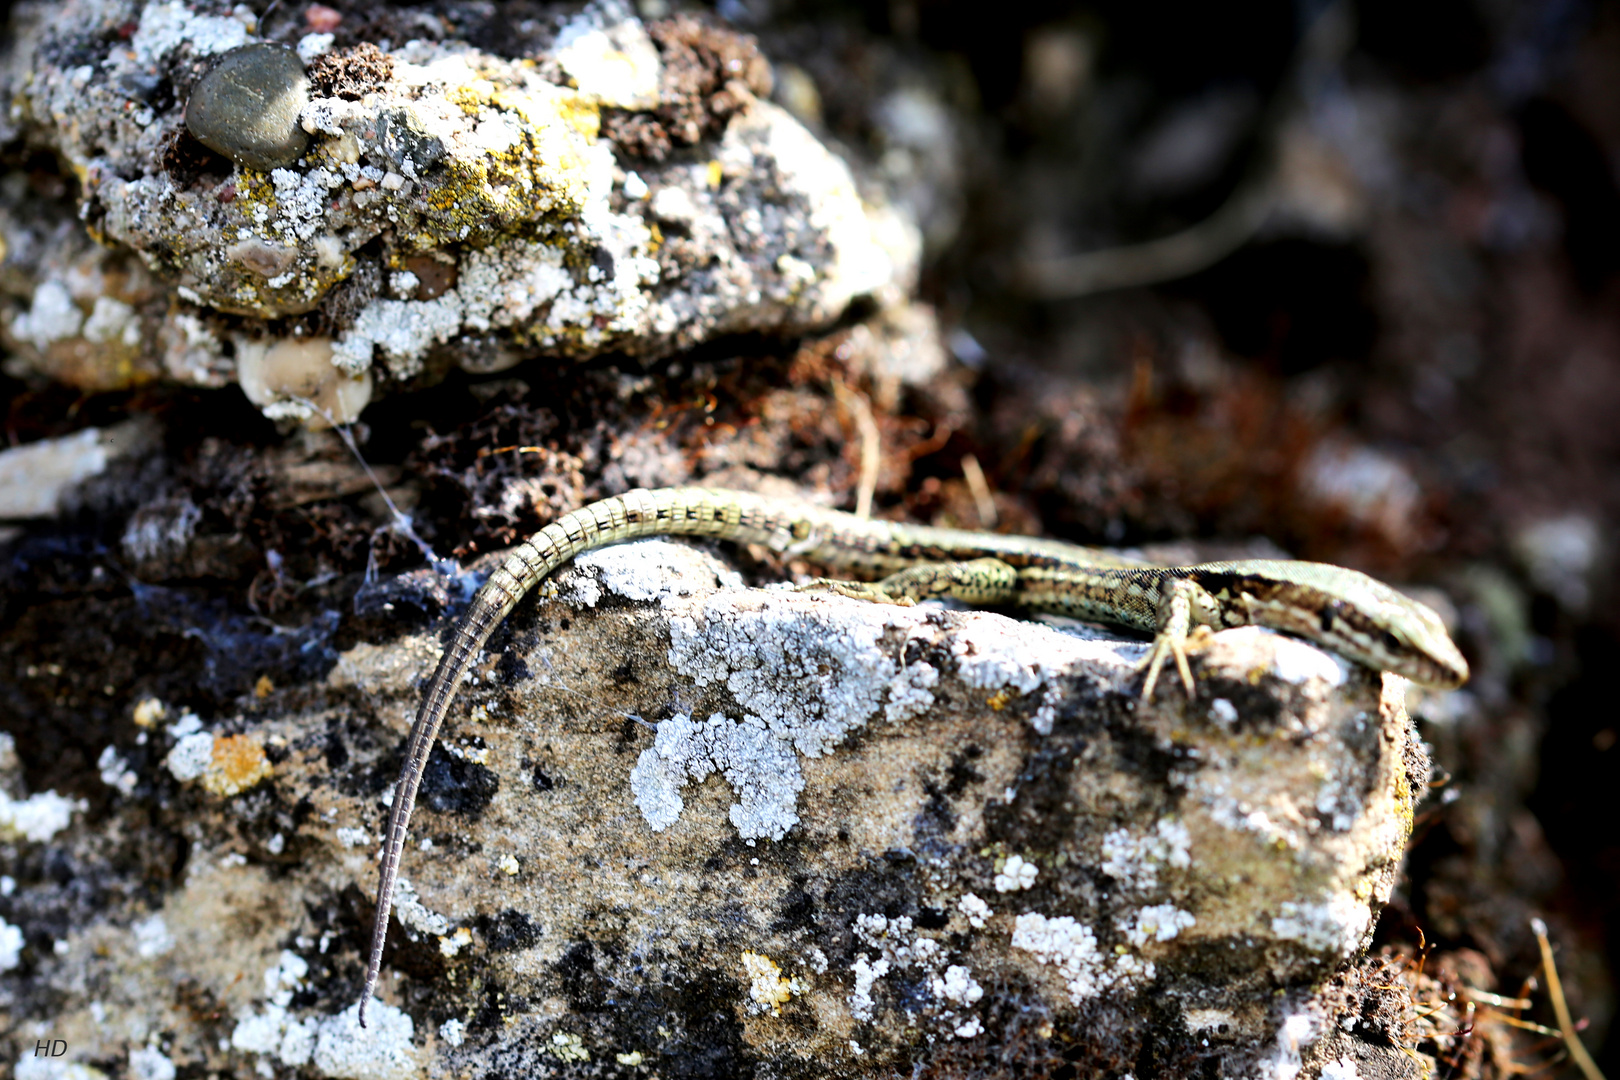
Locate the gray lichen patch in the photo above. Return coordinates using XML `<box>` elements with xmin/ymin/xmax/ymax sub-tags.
<box><xmin>185</xmin><ymin>43</ymin><xmax>312</xmax><ymax>171</ymax></box>
<box><xmin>0</xmin><ymin>0</ymin><xmax>918</xmax><ymax>418</ymax></box>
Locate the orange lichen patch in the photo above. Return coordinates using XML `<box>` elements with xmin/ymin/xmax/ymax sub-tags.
<box><xmin>203</xmin><ymin>734</ymin><xmax>273</xmax><ymax>797</ymax></box>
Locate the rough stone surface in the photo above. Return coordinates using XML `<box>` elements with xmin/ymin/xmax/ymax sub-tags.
<box><xmin>185</xmin><ymin>43</ymin><xmax>312</xmax><ymax>171</ymax></box>
<box><xmin>0</xmin><ymin>538</ymin><xmax>1428</xmax><ymax>1078</ymax></box>
<box><xmin>0</xmin><ymin>0</ymin><xmax>916</xmax><ymax>419</ymax></box>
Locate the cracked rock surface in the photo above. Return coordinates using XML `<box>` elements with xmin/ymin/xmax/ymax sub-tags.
<box><xmin>0</xmin><ymin>0</ymin><xmax>914</xmax><ymax>420</ymax></box>
<box><xmin>1</xmin><ymin>538</ymin><xmax>1428</xmax><ymax>1078</ymax></box>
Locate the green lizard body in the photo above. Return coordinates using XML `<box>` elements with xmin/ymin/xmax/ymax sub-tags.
<box><xmin>357</xmin><ymin>486</ymin><xmax>1467</xmax><ymax>1023</ymax></box>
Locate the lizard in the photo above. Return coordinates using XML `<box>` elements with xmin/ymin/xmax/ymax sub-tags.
<box><xmin>357</xmin><ymin>485</ymin><xmax>1468</xmax><ymax>1023</ymax></box>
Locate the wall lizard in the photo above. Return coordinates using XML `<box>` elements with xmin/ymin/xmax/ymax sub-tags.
<box><xmin>357</xmin><ymin>485</ymin><xmax>1468</xmax><ymax>1023</ymax></box>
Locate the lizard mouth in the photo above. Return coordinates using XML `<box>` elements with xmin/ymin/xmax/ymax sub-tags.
<box><xmin>1321</xmin><ymin>620</ymin><xmax>1470</xmax><ymax>689</ymax></box>
<box><xmin>1238</xmin><ymin>586</ymin><xmax>1469</xmax><ymax>689</ymax></box>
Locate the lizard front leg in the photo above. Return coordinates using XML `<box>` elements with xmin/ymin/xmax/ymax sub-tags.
<box><xmin>1140</xmin><ymin>576</ymin><xmax>1218</xmax><ymax>700</ymax></box>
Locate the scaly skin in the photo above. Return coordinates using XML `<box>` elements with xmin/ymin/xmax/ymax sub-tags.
<box><xmin>357</xmin><ymin>486</ymin><xmax>1468</xmax><ymax>1023</ymax></box>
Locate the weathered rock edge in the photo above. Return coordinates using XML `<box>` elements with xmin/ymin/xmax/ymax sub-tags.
<box><xmin>2</xmin><ymin>538</ymin><xmax>1427</xmax><ymax>1079</ymax></box>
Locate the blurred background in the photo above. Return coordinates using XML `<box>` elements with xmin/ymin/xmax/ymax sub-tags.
<box><xmin>3</xmin><ymin>0</ymin><xmax>1618</xmax><ymax>1074</ymax></box>
<box><xmin>756</xmin><ymin>1</ymin><xmax>1620</xmax><ymax>1070</ymax></box>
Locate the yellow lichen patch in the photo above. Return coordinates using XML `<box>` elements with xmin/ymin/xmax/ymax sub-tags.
<box><xmin>551</xmin><ymin>94</ymin><xmax>602</xmax><ymax>141</ymax></box>
<box><xmin>233</xmin><ymin>169</ymin><xmax>276</xmax><ymax>213</ymax></box>
<box><xmin>986</xmin><ymin>688</ymin><xmax>1016</xmax><ymax>711</ymax></box>
<box><xmin>408</xmin><ymin>142</ymin><xmax>590</xmax><ymax>252</ymax></box>
<box><xmin>438</xmin><ymin>927</ymin><xmax>473</xmax><ymax>957</ymax></box>
<box><xmin>740</xmin><ymin>950</ymin><xmax>794</xmax><ymax>1016</ymax></box>
<box><xmin>448</xmin><ymin>80</ymin><xmax>500</xmax><ymax>115</ymax></box>
<box><xmin>132</xmin><ymin>698</ymin><xmax>167</xmax><ymax>728</ymax></box>
<box><xmin>549</xmin><ymin>1032</ymin><xmax>590</xmax><ymax>1063</ymax></box>
<box><xmin>202</xmin><ymin>734</ymin><xmax>273</xmax><ymax>797</ymax></box>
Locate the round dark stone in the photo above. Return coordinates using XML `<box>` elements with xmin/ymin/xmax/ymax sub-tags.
<box><xmin>184</xmin><ymin>43</ymin><xmax>311</xmax><ymax>172</ymax></box>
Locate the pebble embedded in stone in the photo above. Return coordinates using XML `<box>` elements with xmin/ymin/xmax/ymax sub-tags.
<box><xmin>236</xmin><ymin>336</ymin><xmax>372</xmax><ymax>426</ymax></box>
<box><xmin>185</xmin><ymin>43</ymin><xmax>311</xmax><ymax>171</ymax></box>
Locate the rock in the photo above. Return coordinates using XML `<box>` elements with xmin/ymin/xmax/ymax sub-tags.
<box><xmin>235</xmin><ymin>335</ymin><xmax>373</xmax><ymax>426</ymax></box>
<box><xmin>185</xmin><ymin>44</ymin><xmax>312</xmax><ymax>172</ymax></box>
<box><xmin>0</xmin><ymin>0</ymin><xmax>919</xmax><ymax>417</ymax></box>
<box><xmin>0</xmin><ymin>538</ymin><xmax>1429</xmax><ymax>1077</ymax></box>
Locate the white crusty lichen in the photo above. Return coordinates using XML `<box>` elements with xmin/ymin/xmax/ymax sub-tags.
<box><xmin>0</xmin><ymin>916</ymin><xmax>23</xmax><ymax>971</ymax></box>
<box><xmin>564</xmin><ymin>539</ymin><xmax>743</xmax><ymax>608</ymax></box>
<box><xmin>630</xmin><ymin>591</ymin><xmax>916</xmax><ymax>840</ymax></box>
<box><xmin>931</xmin><ymin>964</ymin><xmax>985</xmax><ymax>1008</ymax></box>
<box><xmin>848</xmin><ymin>954</ymin><xmax>890</xmax><ymax>1022</ymax></box>
<box><xmin>740</xmin><ymin>950</ymin><xmax>797</xmax><ymax>1016</ymax></box>
<box><xmin>1269</xmin><ymin>895</ymin><xmax>1373</xmax><ymax>957</ymax></box>
<box><xmin>957</xmin><ymin>892</ymin><xmax>992</xmax><ymax>929</ymax></box>
<box><xmin>388</xmin><ymin>877</ymin><xmax>452</xmax><ymax>938</ymax></box>
<box><xmin>131</xmin><ymin>914</ymin><xmax>174</xmax><ymax>958</ymax></box>
<box><xmin>232</xmin><ymin>951</ymin><xmax>419</xmax><ymax>1080</ymax></box>
<box><xmin>625</xmin><ymin>577</ymin><xmax>1138</xmax><ymax>841</ymax></box>
<box><xmin>129</xmin><ymin>0</ymin><xmax>251</xmax><ymax>64</ymax></box>
<box><xmin>1119</xmin><ymin>904</ymin><xmax>1196</xmax><ymax>948</ymax></box>
<box><xmin>630</xmin><ymin>711</ymin><xmax>805</xmax><ymax>840</ymax></box>
<box><xmin>231</xmin><ymin>951</ymin><xmax>320</xmax><ymax>1069</ymax></box>
<box><xmin>128</xmin><ymin>1045</ymin><xmax>176</xmax><ymax>1080</ymax></box>
<box><xmin>993</xmin><ymin>853</ymin><xmax>1039</xmax><ymax>893</ymax></box>
<box><xmin>1010</xmin><ymin>912</ymin><xmax>1156</xmax><ymax>1004</ymax></box>
<box><xmin>1010</xmin><ymin>913</ymin><xmax>1106</xmax><ymax>1003</ymax></box>
<box><xmin>553</xmin><ymin>0</ymin><xmax>663</xmax><ymax>110</ymax></box>
<box><xmin>1098</xmin><ymin>818</ymin><xmax>1193</xmax><ymax>893</ymax></box>
<box><xmin>11</xmin><ymin>280</ymin><xmax>83</xmax><ymax>350</ymax></box>
<box><xmin>164</xmin><ymin>732</ymin><xmax>215</xmax><ymax>783</ymax></box>
<box><xmin>0</xmin><ymin>788</ymin><xmax>84</xmax><ymax>844</ymax></box>
<box><xmin>844</xmin><ymin>914</ymin><xmax>984</xmax><ymax>1036</ymax></box>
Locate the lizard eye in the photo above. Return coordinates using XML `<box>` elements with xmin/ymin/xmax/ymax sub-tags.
<box><xmin>1318</xmin><ymin>600</ymin><xmax>1343</xmax><ymax>634</ymax></box>
<box><xmin>1380</xmin><ymin>628</ymin><xmax>1404</xmax><ymax>653</ymax></box>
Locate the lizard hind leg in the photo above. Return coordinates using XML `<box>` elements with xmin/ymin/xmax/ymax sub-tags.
<box><xmin>798</xmin><ymin>558</ymin><xmax>1020</xmax><ymax>608</ymax></box>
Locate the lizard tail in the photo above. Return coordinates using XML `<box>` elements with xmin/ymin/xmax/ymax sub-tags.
<box><xmin>358</xmin><ymin>489</ymin><xmax>727</xmax><ymax>1023</ymax></box>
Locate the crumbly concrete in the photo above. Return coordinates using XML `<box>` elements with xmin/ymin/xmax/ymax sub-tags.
<box><xmin>0</xmin><ymin>539</ymin><xmax>1430</xmax><ymax>1077</ymax></box>
<box><xmin>0</xmin><ymin>0</ymin><xmax>916</xmax><ymax>417</ymax></box>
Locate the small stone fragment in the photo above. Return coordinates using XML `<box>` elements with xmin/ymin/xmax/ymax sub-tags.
<box><xmin>236</xmin><ymin>336</ymin><xmax>373</xmax><ymax>427</ymax></box>
<box><xmin>403</xmin><ymin>254</ymin><xmax>458</xmax><ymax>300</ymax></box>
<box><xmin>185</xmin><ymin>43</ymin><xmax>311</xmax><ymax>171</ymax></box>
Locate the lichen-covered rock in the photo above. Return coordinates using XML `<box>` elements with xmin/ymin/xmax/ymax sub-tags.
<box><xmin>0</xmin><ymin>0</ymin><xmax>917</xmax><ymax>420</ymax></box>
<box><xmin>0</xmin><ymin>538</ymin><xmax>1430</xmax><ymax>1078</ymax></box>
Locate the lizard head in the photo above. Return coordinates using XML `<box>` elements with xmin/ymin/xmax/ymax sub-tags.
<box><xmin>1212</xmin><ymin>562</ymin><xmax>1470</xmax><ymax>689</ymax></box>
